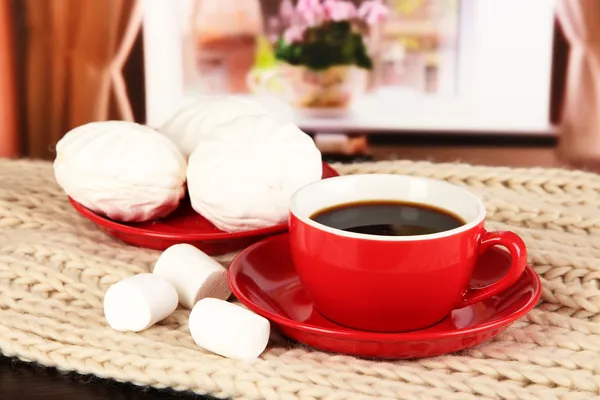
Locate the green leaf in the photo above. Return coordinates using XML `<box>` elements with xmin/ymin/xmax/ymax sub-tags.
<box><xmin>254</xmin><ymin>34</ymin><xmax>278</xmax><ymax>70</ymax></box>
<box><xmin>274</xmin><ymin>21</ymin><xmax>374</xmax><ymax>71</ymax></box>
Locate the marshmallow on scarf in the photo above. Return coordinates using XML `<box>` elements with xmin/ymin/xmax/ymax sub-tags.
<box><xmin>189</xmin><ymin>298</ymin><xmax>270</xmax><ymax>361</ymax></box>
<box><xmin>152</xmin><ymin>243</ymin><xmax>231</xmax><ymax>309</ymax></box>
<box><xmin>103</xmin><ymin>273</ymin><xmax>179</xmax><ymax>332</ymax></box>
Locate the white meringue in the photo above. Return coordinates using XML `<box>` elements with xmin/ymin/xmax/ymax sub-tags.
<box><xmin>158</xmin><ymin>96</ymin><xmax>272</xmax><ymax>158</ymax></box>
<box><xmin>54</xmin><ymin>121</ymin><xmax>187</xmax><ymax>222</ymax></box>
<box><xmin>186</xmin><ymin>114</ymin><xmax>322</xmax><ymax>232</ymax></box>
<box><xmin>246</xmin><ymin>95</ymin><xmax>295</xmax><ymax>123</ymax></box>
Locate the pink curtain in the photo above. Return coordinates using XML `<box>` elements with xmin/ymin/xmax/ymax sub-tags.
<box><xmin>555</xmin><ymin>0</ymin><xmax>600</xmax><ymax>165</ymax></box>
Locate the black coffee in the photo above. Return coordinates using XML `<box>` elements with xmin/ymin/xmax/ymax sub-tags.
<box><xmin>310</xmin><ymin>200</ymin><xmax>465</xmax><ymax>236</ymax></box>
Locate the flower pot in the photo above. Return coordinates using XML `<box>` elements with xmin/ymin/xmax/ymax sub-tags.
<box><xmin>247</xmin><ymin>64</ymin><xmax>369</xmax><ymax>116</ymax></box>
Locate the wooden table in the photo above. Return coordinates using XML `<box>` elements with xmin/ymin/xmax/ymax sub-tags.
<box><xmin>0</xmin><ymin>356</ymin><xmax>218</xmax><ymax>400</ymax></box>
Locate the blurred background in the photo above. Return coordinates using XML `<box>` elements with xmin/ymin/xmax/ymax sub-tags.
<box><xmin>0</xmin><ymin>0</ymin><xmax>598</xmax><ymax>171</ymax></box>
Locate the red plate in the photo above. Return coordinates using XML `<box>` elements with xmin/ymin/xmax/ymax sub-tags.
<box><xmin>228</xmin><ymin>233</ymin><xmax>542</xmax><ymax>359</ymax></box>
<box><xmin>69</xmin><ymin>162</ymin><xmax>339</xmax><ymax>255</ymax></box>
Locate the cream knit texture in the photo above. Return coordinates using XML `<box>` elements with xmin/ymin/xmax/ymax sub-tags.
<box><xmin>1</xmin><ymin>158</ymin><xmax>600</xmax><ymax>400</ymax></box>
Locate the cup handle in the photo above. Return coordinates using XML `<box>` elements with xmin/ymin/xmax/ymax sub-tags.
<box><xmin>461</xmin><ymin>230</ymin><xmax>528</xmax><ymax>307</ymax></box>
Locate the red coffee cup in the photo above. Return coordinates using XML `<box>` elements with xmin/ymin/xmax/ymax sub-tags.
<box><xmin>288</xmin><ymin>174</ymin><xmax>527</xmax><ymax>333</ymax></box>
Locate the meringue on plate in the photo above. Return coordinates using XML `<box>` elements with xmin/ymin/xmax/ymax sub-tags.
<box><xmin>186</xmin><ymin>114</ymin><xmax>322</xmax><ymax>232</ymax></box>
<box><xmin>54</xmin><ymin>121</ymin><xmax>187</xmax><ymax>222</ymax></box>
<box><xmin>159</xmin><ymin>96</ymin><xmax>274</xmax><ymax>158</ymax></box>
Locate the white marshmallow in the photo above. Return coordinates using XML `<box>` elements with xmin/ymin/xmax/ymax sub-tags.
<box><xmin>189</xmin><ymin>298</ymin><xmax>270</xmax><ymax>361</ymax></box>
<box><xmin>186</xmin><ymin>114</ymin><xmax>323</xmax><ymax>232</ymax></box>
<box><xmin>152</xmin><ymin>243</ymin><xmax>231</xmax><ymax>309</ymax></box>
<box><xmin>103</xmin><ymin>273</ymin><xmax>179</xmax><ymax>332</ymax></box>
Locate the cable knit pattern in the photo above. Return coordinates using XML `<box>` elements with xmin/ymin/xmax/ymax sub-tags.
<box><xmin>1</xmin><ymin>158</ymin><xmax>600</xmax><ymax>400</ymax></box>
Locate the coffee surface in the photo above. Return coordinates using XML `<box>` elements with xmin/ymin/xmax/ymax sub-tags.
<box><xmin>310</xmin><ymin>200</ymin><xmax>465</xmax><ymax>236</ymax></box>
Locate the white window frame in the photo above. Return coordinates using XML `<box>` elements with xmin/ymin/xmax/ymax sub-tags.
<box><xmin>141</xmin><ymin>0</ymin><xmax>557</xmax><ymax>135</ymax></box>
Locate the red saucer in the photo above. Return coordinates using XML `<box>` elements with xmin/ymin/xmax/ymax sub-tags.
<box><xmin>69</xmin><ymin>163</ymin><xmax>339</xmax><ymax>255</ymax></box>
<box><xmin>228</xmin><ymin>234</ymin><xmax>541</xmax><ymax>359</ymax></box>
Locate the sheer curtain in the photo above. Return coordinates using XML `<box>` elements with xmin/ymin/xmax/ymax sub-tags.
<box><xmin>23</xmin><ymin>0</ymin><xmax>142</xmax><ymax>159</ymax></box>
<box><xmin>555</xmin><ymin>0</ymin><xmax>600</xmax><ymax>165</ymax></box>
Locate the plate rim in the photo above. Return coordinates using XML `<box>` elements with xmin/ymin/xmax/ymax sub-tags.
<box><xmin>228</xmin><ymin>234</ymin><xmax>542</xmax><ymax>343</ymax></box>
<box><xmin>68</xmin><ymin>162</ymin><xmax>339</xmax><ymax>241</ymax></box>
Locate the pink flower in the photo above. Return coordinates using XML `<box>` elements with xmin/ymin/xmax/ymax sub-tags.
<box><xmin>323</xmin><ymin>0</ymin><xmax>356</xmax><ymax>22</ymax></box>
<box><xmin>279</xmin><ymin>0</ymin><xmax>295</xmax><ymax>24</ymax></box>
<box><xmin>296</xmin><ymin>0</ymin><xmax>324</xmax><ymax>26</ymax></box>
<box><xmin>283</xmin><ymin>25</ymin><xmax>306</xmax><ymax>43</ymax></box>
<box><xmin>357</xmin><ymin>0</ymin><xmax>389</xmax><ymax>25</ymax></box>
